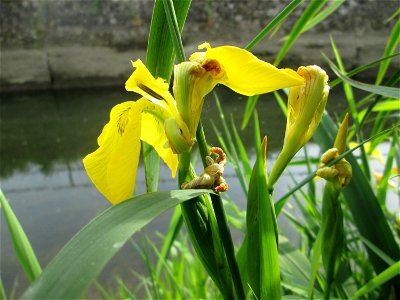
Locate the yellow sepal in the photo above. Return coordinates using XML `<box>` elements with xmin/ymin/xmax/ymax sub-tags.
<box><xmin>83</xmin><ymin>99</ymin><xmax>148</xmax><ymax>204</ymax></box>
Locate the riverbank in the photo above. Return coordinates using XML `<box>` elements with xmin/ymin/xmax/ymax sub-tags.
<box><xmin>1</xmin><ymin>30</ymin><xmax>396</xmax><ymax>93</ymax></box>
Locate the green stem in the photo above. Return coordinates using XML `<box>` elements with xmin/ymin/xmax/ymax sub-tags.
<box><xmin>178</xmin><ymin>153</ymin><xmax>235</xmax><ymax>299</ymax></box>
<box><xmin>211</xmin><ymin>194</ymin><xmax>246</xmax><ymax>299</ymax></box>
<box><xmin>196</xmin><ymin>122</ymin><xmax>245</xmax><ymax>299</ymax></box>
<box><xmin>162</xmin><ymin>0</ymin><xmax>186</xmax><ymax>63</ymax></box>
<box><xmin>162</xmin><ymin>1</ymin><xmax>243</xmax><ymax>296</ymax></box>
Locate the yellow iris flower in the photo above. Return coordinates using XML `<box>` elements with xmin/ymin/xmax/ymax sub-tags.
<box><xmin>83</xmin><ymin>43</ymin><xmax>304</xmax><ymax>204</ymax></box>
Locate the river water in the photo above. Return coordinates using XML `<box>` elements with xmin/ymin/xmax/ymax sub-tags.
<box><xmin>1</xmin><ymin>86</ymin><xmax>395</xmax><ymax>297</ymax></box>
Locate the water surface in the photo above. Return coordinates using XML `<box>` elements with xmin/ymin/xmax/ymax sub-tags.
<box><xmin>2</xmin><ymin>86</ymin><xmax>391</xmax><ymax>297</ymax></box>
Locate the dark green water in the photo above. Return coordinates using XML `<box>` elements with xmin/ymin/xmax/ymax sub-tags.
<box><xmin>0</xmin><ymin>85</ymin><xmax>356</xmax><ymax>297</ymax></box>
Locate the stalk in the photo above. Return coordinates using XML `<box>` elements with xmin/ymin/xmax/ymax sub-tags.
<box><xmin>196</xmin><ymin>122</ymin><xmax>246</xmax><ymax>299</ymax></box>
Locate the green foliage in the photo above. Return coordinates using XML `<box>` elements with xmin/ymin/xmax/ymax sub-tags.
<box><xmin>0</xmin><ymin>190</ymin><xmax>42</xmax><ymax>283</ymax></box>
<box><xmin>20</xmin><ymin>190</ymin><xmax>210</xmax><ymax>299</ymax></box>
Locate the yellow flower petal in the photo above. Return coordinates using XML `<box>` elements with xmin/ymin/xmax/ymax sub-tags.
<box><xmin>190</xmin><ymin>43</ymin><xmax>304</xmax><ymax>95</ymax></box>
<box><xmin>141</xmin><ymin>112</ymin><xmax>178</xmax><ymax>177</ymax></box>
<box><xmin>125</xmin><ymin>59</ymin><xmax>177</xmax><ymax>115</ymax></box>
<box><xmin>83</xmin><ymin>99</ymin><xmax>148</xmax><ymax>204</ymax></box>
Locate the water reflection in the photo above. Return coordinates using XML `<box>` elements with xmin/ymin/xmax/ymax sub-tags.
<box><xmin>0</xmin><ymin>86</ymin><xmax>350</xmax><ymax>296</ymax></box>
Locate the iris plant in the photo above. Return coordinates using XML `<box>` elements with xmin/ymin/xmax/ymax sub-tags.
<box><xmin>83</xmin><ymin>43</ymin><xmax>305</xmax><ymax>204</ymax></box>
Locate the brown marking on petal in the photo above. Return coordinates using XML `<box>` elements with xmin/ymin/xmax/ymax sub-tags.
<box><xmin>138</xmin><ymin>83</ymin><xmax>165</xmax><ymax>101</ymax></box>
<box><xmin>202</xmin><ymin>59</ymin><xmax>224</xmax><ymax>79</ymax></box>
<box><xmin>117</xmin><ymin>107</ymin><xmax>131</xmax><ymax>135</ymax></box>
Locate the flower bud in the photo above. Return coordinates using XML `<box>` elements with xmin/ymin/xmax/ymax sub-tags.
<box><xmin>316</xmin><ymin>114</ymin><xmax>352</xmax><ymax>191</ymax></box>
<box><xmin>269</xmin><ymin>65</ymin><xmax>329</xmax><ymax>188</ymax></box>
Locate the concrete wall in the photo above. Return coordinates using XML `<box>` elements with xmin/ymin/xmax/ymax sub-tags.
<box><xmin>1</xmin><ymin>0</ymin><xmax>398</xmax><ymax>92</ymax></box>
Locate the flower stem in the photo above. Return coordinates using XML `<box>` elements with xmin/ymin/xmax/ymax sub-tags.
<box><xmin>196</xmin><ymin>122</ymin><xmax>245</xmax><ymax>299</ymax></box>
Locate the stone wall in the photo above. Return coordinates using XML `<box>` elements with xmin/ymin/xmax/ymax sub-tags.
<box><xmin>1</xmin><ymin>0</ymin><xmax>397</xmax><ymax>49</ymax></box>
<box><xmin>1</xmin><ymin>0</ymin><xmax>398</xmax><ymax>91</ymax></box>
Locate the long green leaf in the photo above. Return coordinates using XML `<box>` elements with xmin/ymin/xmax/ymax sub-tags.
<box><xmin>323</xmin><ymin>53</ymin><xmax>400</xmax><ymax>98</ymax></box>
<box><xmin>245</xmin><ymin>0</ymin><xmax>303</xmax><ymax>51</ymax></box>
<box><xmin>329</xmin><ymin>36</ymin><xmax>359</xmax><ymax>128</ymax></box>
<box><xmin>231</xmin><ymin>115</ymin><xmax>252</xmax><ymax>181</ymax></box>
<box><xmin>376</xmin><ymin>19</ymin><xmax>400</xmax><ymax>85</ymax></box>
<box><xmin>274</xmin><ymin>0</ymin><xmax>326</xmax><ymax>66</ymax></box>
<box><xmin>377</xmin><ymin>137</ymin><xmax>396</xmax><ymax>203</ymax></box>
<box><xmin>0</xmin><ymin>190</ymin><xmax>42</xmax><ymax>283</ymax></box>
<box><xmin>146</xmin><ymin>0</ymin><xmax>190</xmax><ymax>79</ymax></box>
<box><xmin>155</xmin><ymin>206</ymin><xmax>183</xmax><ymax>277</ymax></box>
<box><xmin>329</xmin><ymin>52</ymin><xmax>400</xmax><ymax>88</ymax></box>
<box><xmin>162</xmin><ymin>0</ymin><xmax>186</xmax><ymax>63</ymax></box>
<box><xmin>21</xmin><ymin>190</ymin><xmax>209</xmax><ymax>299</ymax></box>
<box><xmin>241</xmin><ymin>94</ymin><xmax>259</xmax><ymax>130</ymax></box>
<box><xmin>301</xmin><ymin>0</ymin><xmax>345</xmax><ymax>33</ymax></box>
<box><xmin>246</xmin><ymin>112</ymin><xmax>280</xmax><ymax>299</ymax></box>
<box><xmin>349</xmin><ymin>261</ymin><xmax>400</xmax><ymax>300</ymax></box>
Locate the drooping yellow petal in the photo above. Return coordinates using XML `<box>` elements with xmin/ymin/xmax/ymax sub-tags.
<box><xmin>190</xmin><ymin>43</ymin><xmax>304</xmax><ymax>95</ymax></box>
<box><xmin>140</xmin><ymin>112</ymin><xmax>178</xmax><ymax>177</ymax></box>
<box><xmin>83</xmin><ymin>99</ymin><xmax>148</xmax><ymax>205</ymax></box>
<box><xmin>125</xmin><ymin>59</ymin><xmax>177</xmax><ymax>115</ymax></box>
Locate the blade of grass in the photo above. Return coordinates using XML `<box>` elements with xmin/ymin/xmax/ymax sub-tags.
<box><xmin>323</xmin><ymin>53</ymin><xmax>400</xmax><ymax>99</ymax></box>
<box><xmin>0</xmin><ymin>277</ymin><xmax>6</xmax><ymax>300</ymax></box>
<box><xmin>0</xmin><ymin>190</ymin><xmax>42</xmax><ymax>283</ymax></box>
<box><xmin>146</xmin><ymin>0</ymin><xmax>190</xmax><ymax>78</ymax></box>
<box><xmin>329</xmin><ymin>36</ymin><xmax>373</xmax><ymax>181</ymax></box>
<box><xmin>360</xmin><ymin>236</ymin><xmax>397</xmax><ymax>266</ymax></box>
<box><xmin>210</xmin><ymin>193</ymin><xmax>246</xmax><ymax>299</ymax></box>
<box><xmin>301</xmin><ymin>0</ymin><xmax>345</xmax><ymax>33</ymax></box>
<box><xmin>349</xmin><ymin>261</ymin><xmax>400</xmax><ymax>300</ymax></box>
<box><xmin>329</xmin><ymin>52</ymin><xmax>400</xmax><ymax>88</ymax></box>
<box><xmin>377</xmin><ymin>137</ymin><xmax>397</xmax><ymax>204</ymax></box>
<box><xmin>246</xmin><ymin>113</ymin><xmax>281</xmax><ymax>299</ymax></box>
<box><xmin>279</xmin><ymin>236</ymin><xmax>312</xmax><ymax>290</ymax></box>
<box><xmin>241</xmin><ymin>94</ymin><xmax>259</xmax><ymax>130</ymax></box>
<box><xmin>116</xmin><ymin>278</ymin><xmax>137</xmax><ymax>300</ymax></box>
<box><xmin>92</xmin><ymin>280</ymin><xmax>113</xmax><ymax>300</ymax></box>
<box><xmin>245</xmin><ymin>0</ymin><xmax>303</xmax><ymax>51</ymax></box>
<box><xmin>155</xmin><ymin>206</ymin><xmax>183</xmax><ymax>277</ymax></box>
<box><xmin>231</xmin><ymin>114</ymin><xmax>252</xmax><ymax>181</ymax></box>
<box><xmin>274</xmin><ymin>90</ymin><xmax>288</xmax><ymax>116</ymax></box>
<box><xmin>215</xmin><ymin>93</ymin><xmax>249</xmax><ymax>193</ymax></box>
<box><xmin>274</xmin><ymin>0</ymin><xmax>326</xmax><ymax>66</ymax></box>
<box><xmin>329</xmin><ymin>36</ymin><xmax>359</xmax><ymax>129</ymax></box>
<box><xmin>134</xmin><ymin>241</ymin><xmax>160</xmax><ymax>299</ymax></box>
<box><xmin>376</xmin><ymin>19</ymin><xmax>400</xmax><ymax>85</ymax></box>
<box><xmin>162</xmin><ymin>0</ymin><xmax>186</xmax><ymax>63</ymax></box>
<box><xmin>367</xmin><ymin>71</ymin><xmax>400</xmax><ymax>150</ymax></box>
